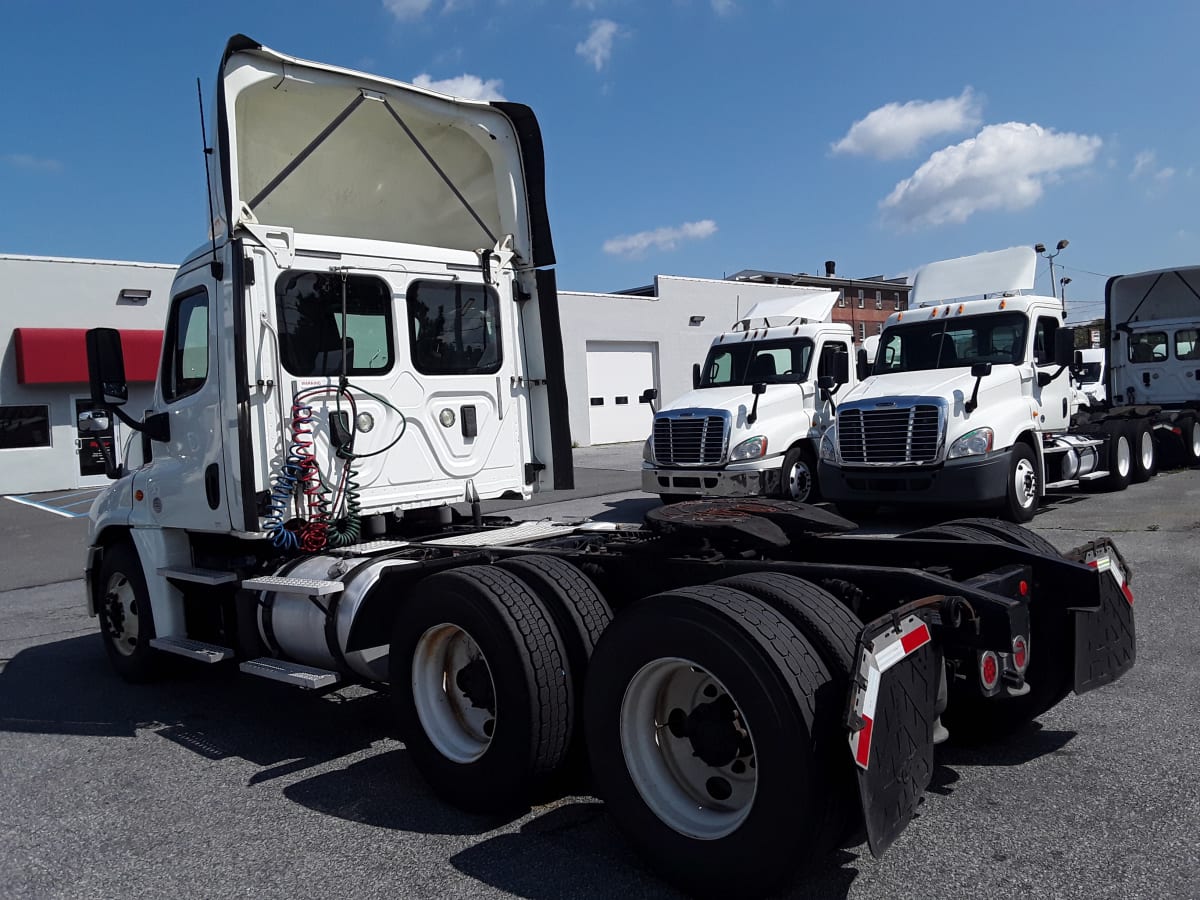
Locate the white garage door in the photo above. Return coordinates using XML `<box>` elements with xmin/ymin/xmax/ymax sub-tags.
<box><xmin>585</xmin><ymin>341</ymin><xmax>658</xmax><ymax>444</ymax></box>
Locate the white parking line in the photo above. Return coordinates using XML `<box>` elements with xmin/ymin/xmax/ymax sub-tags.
<box><xmin>4</xmin><ymin>495</ymin><xmax>91</xmax><ymax>518</ymax></box>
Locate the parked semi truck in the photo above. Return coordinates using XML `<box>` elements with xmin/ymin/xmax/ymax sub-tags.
<box><xmin>819</xmin><ymin>248</ymin><xmax>1200</xmax><ymax>522</ymax></box>
<box><xmin>82</xmin><ymin>40</ymin><xmax>1136</xmax><ymax>896</ymax></box>
<box><xmin>642</xmin><ymin>292</ymin><xmax>854</xmax><ymax>504</ymax></box>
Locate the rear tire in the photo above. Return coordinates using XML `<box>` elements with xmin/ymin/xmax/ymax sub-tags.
<box><xmin>585</xmin><ymin>586</ymin><xmax>835</xmax><ymax>897</ymax></box>
<box><xmin>390</xmin><ymin>565</ymin><xmax>572</xmax><ymax>813</ymax></box>
<box><xmin>1130</xmin><ymin>420</ymin><xmax>1156</xmax><ymax>483</ymax></box>
<box><xmin>779</xmin><ymin>446</ymin><xmax>819</xmax><ymax>504</ymax></box>
<box><xmin>930</xmin><ymin>517</ymin><xmax>1062</xmax><ymax>557</ymax></box>
<box><xmin>1002</xmin><ymin>443</ymin><xmax>1039</xmax><ymax>523</ymax></box>
<box><xmin>1101</xmin><ymin>423</ymin><xmax>1132</xmax><ymax>491</ymax></box>
<box><xmin>97</xmin><ymin>542</ymin><xmax>163</xmax><ymax>683</ymax></box>
<box><xmin>1179</xmin><ymin>415</ymin><xmax>1200</xmax><ymax>467</ymax></box>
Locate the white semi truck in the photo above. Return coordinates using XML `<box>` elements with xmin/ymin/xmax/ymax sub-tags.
<box><xmin>819</xmin><ymin>248</ymin><xmax>1200</xmax><ymax>522</ymax></box>
<box><xmin>81</xmin><ymin>39</ymin><xmax>1137</xmax><ymax>897</ymax></box>
<box><xmin>641</xmin><ymin>292</ymin><xmax>854</xmax><ymax>504</ymax></box>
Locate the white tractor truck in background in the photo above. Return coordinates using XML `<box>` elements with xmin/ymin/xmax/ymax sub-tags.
<box><xmin>641</xmin><ymin>292</ymin><xmax>854</xmax><ymax>504</ymax></box>
<box><xmin>819</xmin><ymin>247</ymin><xmax>1200</xmax><ymax>522</ymax></box>
<box><xmin>79</xmin><ymin>39</ymin><xmax>1138</xmax><ymax>897</ymax></box>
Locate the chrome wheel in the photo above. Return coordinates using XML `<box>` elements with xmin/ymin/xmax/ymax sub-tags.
<box><xmin>412</xmin><ymin>623</ymin><xmax>497</xmax><ymax>764</ymax></box>
<box><xmin>1191</xmin><ymin>421</ymin><xmax>1200</xmax><ymax>459</ymax></box>
<box><xmin>1113</xmin><ymin>434</ymin><xmax>1131</xmax><ymax>477</ymax></box>
<box><xmin>620</xmin><ymin>657</ymin><xmax>757</xmax><ymax>840</ymax></box>
<box><xmin>102</xmin><ymin>572</ymin><xmax>141</xmax><ymax>657</ymax></box>
<box><xmin>1138</xmin><ymin>429</ymin><xmax>1154</xmax><ymax>469</ymax></box>
<box><xmin>1013</xmin><ymin>456</ymin><xmax>1038</xmax><ymax>509</ymax></box>
<box><xmin>784</xmin><ymin>458</ymin><xmax>813</xmax><ymax>502</ymax></box>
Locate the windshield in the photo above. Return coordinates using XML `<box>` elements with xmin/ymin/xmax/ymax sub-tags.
<box><xmin>874</xmin><ymin>312</ymin><xmax>1029</xmax><ymax>375</ymax></box>
<box><xmin>699</xmin><ymin>338</ymin><xmax>814</xmax><ymax>388</ymax></box>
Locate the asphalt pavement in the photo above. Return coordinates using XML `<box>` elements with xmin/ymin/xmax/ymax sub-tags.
<box><xmin>2</xmin><ymin>445</ymin><xmax>1199</xmax><ymax>899</ymax></box>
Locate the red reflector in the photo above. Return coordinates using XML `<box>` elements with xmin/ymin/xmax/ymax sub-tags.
<box><xmin>900</xmin><ymin>623</ymin><xmax>931</xmax><ymax>655</ymax></box>
<box><xmin>1122</xmin><ymin>583</ymin><xmax>1134</xmax><ymax>606</ymax></box>
<box><xmin>980</xmin><ymin>652</ymin><xmax>999</xmax><ymax>689</ymax></box>
<box><xmin>1013</xmin><ymin>636</ymin><xmax>1029</xmax><ymax>671</ymax></box>
<box><xmin>855</xmin><ymin>715</ymin><xmax>874</xmax><ymax>767</ymax></box>
<box><xmin>1018</xmin><ymin>580</ymin><xmax>1029</xmax><ymax>596</ymax></box>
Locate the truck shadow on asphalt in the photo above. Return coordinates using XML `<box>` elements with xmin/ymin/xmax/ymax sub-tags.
<box><xmin>0</xmin><ymin>632</ymin><xmax>1081</xmax><ymax>900</ymax></box>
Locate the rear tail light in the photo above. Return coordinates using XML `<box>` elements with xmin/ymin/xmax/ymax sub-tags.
<box><xmin>1012</xmin><ymin>636</ymin><xmax>1030</xmax><ymax>673</ymax></box>
<box><xmin>979</xmin><ymin>651</ymin><xmax>1000</xmax><ymax>690</ymax></box>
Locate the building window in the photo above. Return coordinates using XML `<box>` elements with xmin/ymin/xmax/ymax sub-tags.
<box><xmin>894</xmin><ymin>292</ymin><xmax>902</xmax><ymax>310</ymax></box>
<box><xmin>837</xmin><ymin>290</ymin><xmax>845</xmax><ymax>308</ymax></box>
<box><xmin>857</xmin><ymin>289</ymin><xmax>864</xmax><ymax>309</ymax></box>
<box><xmin>875</xmin><ymin>290</ymin><xmax>883</xmax><ymax>310</ymax></box>
<box><xmin>0</xmin><ymin>405</ymin><xmax>51</xmax><ymax>449</ymax></box>
<box><xmin>408</xmin><ymin>280</ymin><xmax>503</xmax><ymax>375</ymax></box>
<box><xmin>277</xmin><ymin>272</ymin><xmax>394</xmax><ymax>378</ymax></box>
<box><xmin>161</xmin><ymin>288</ymin><xmax>210</xmax><ymax>402</ymax></box>
<box><xmin>858</xmin><ymin>323</ymin><xmax>866</xmax><ymax>340</ymax></box>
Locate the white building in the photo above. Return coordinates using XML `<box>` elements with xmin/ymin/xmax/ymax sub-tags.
<box><xmin>0</xmin><ymin>255</ymin><xmax>175</xmax><ymax>494</ymax></box>
<box><xmin>0</xmin><ymin>257</ymin><xmax>852</xmax><ymax>494</ymax></box>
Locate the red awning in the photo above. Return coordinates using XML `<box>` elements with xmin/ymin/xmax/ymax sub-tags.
<box><xmin>13</xmin><ymin>328</ymin><xmax>163</xmax><ymax>385</ymax></box>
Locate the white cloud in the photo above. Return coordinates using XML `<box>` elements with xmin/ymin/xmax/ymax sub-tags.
<box><xmin>576</xmin><ymin>19</ymin><xmax>620</xmax><ymax>72</ymax></box>
<box><xmin>412</xmin><ymin>73</ymin><xmax>506</xmax><ymax>101</ymax></box>
<box><xmin>603</xmin><ymin>219</ymin><xmax>717</xmax><ymax>258</ymax></box>
<box><xmin>712</xmin><ymin>0</ymin><xmax>736</xmax><ymax>14</ymax></box>
<box><xmin>1131</xmin><ymin>149</ymin><xmax>1175</xmax><ymax>183</ymax></box>
<box><xmin>1</xmin><ymin>153</ymin><xmax>62</xmax><ymax>172</ymax></box>
<box><xmin>832</xmin><ymin>88</ymin><xmax>982</xmax><ymax>160</ymax></box>
<box><xmin>382</xmin><ymin>0</ymin><xmax>432</xmax><ymax>21</ymax></box>
<box><xmin>880</xmin><ymin>122</ymin><xmax>1102</xmax><ymax>229</ymax></box>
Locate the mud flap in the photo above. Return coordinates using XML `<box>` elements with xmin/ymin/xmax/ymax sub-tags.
<box><xmin>1066</xmin><ymin>540</ymin><xmax>1136</xmax><ymax>694</ymax></box>
<box><xmin>846</xmin><ymin>613</ymin><xmax>942</xmax><ymax>857</ymax></box>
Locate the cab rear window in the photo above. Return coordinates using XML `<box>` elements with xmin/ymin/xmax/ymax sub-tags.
<box><xmin>406</xmin><ymin>281</ymin><xmax>502</xmax><ymax>375</ymax></box>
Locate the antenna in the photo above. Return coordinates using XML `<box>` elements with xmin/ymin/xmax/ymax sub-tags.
<box><xmin>196</xmin><ymin>78</ymin><xmax>222</xmax><ymax>280</ymax></box>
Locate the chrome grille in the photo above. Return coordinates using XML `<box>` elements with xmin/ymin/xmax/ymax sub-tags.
<box><xmin>653</xmin><ymin>415</ymin><xmax>728</xmax><ymax>466</ymax></box>
<box><xmin>838</xmin><ymin>404</ymin><xmax>942</xmax><ymax>464</ymax></box>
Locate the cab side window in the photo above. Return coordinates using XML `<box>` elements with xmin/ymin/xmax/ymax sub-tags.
<box><xmin>161</xmin><ymin>288</ymin><xmax>209</xmax><ymax>402</ymax></box>
<box><xmin>1033</xmin><ymin>317</ymin><xmax>1059</xmax><ymax>366</ymax></box>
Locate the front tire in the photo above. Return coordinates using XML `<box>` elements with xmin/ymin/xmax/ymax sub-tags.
<box><xmin>585</xmin><ymin>586</ymin><xmax>835</xmax><ymax>897</ymax></box>
<box><xmin>1002</xmin><ymin>443</ymin><xmax>1039</xmax><ymax>523</ymax></box>
<box><xmin>390</xmin><ymin>566</ymin><xmax>572</xmax><ymax>813</ymax></box>
<box><xmin>97</xmin><ymin>542</ymin><xmax>162</xmax><ymax>682</ymax></box>
<box><xmin>779</xmin><ymin>446</ymin><xmax>819</xmax><ymax>504</ymax></box>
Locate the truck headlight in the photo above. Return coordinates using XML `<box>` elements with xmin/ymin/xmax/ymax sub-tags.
<box><xmin>819</xmin><ymin>427</ymin><xmax>838</xmax><ymax>463</ymax></box>
<box><xmin>642</xmin><ymin>437</ymin><xmax>654</xmax><ymax>463</ymax></box>
<box><xmin>948</xmin><ymin>427</ymin><xmax>994</xmax><ymax>459</ymax></box>
<box><xmin>730</xmin><ymin>436</ymin><xmax>768</xmax><ymax>461</ymax></box>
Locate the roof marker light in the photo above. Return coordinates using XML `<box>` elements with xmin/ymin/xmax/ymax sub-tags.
<box><xmin>958</xmin><ymin>304</ymin><xmax>964</xmax><ymax>314</ymax></box>
<box><xmin>930</xmin><ymin>307</ymin><xmax>938</xmax><ymax>317</ymax></box>
<box><xmin>999</xmin><ymin>299</ymin><xmax>1007</xmax><ymax>309</ymax></box>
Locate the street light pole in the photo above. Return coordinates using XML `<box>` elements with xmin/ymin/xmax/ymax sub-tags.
<box><xmin>1034</xmin><ymin>239</ymin><xmax>1070</xmax><ymax>308</ymax></box>
<box><xmin>1060</xmin><ymin>276</ymin><xmax>1072</xmax><ymax>318</ymax></box>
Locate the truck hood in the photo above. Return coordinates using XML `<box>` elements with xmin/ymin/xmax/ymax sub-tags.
<box><xmin>210</xmin><ymin>35</ymin><xmax>553</xmax><ymax>265</ymax></box>
<box><xmin>657</xmin><ymin>383</ymin><xmax>815</xmax><ymax>441</ymax></box>
<box><xmin>843</xmin><ymin>366</ymin><xmax>1024</xmax><ymax>412</ymax></box>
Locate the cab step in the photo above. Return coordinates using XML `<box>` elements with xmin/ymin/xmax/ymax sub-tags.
<box><xmin>241</xmin><ymin>575</ymin><xmax>343</xmax><ymax>596</ymax></box>
<box><xmin>156</xmin><ymin>566</ymin><xmax>239</xmax><ymax>585</ymax></box>
<box><xmin>239</xmin><ymin>657</ymin><xmax>340</xmax><ymax>690</ymax></box>
<box><xmin>422</xmin><ymin>520</ymin><xmax>581</xmax><ymax>547</ymax></box>
<box><xmin>149</xmin><ymin>636</ymin><xmax>234</xmax><ymax>663</ymax></box>
<box><xmin>1044</xmin><ymin>479</ymin><xmax>1080</xmax><ymax>490</ymax></box>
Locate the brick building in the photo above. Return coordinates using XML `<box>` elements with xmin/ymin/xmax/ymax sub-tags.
<box><xmin>728</xmin><ymin>261</ymin><xmax>911</xmax><ymax>345</ymax></box>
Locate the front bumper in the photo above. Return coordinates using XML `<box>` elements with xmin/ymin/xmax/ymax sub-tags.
<box><xmin>819</xmin><ymin>449</ymin><xmax>1011</xmax><ymax>506</ymax></box>
<box><xmin>642</xmin><ymin>457</ymin><xmax>781</xmax><ymax>498</ymax></box>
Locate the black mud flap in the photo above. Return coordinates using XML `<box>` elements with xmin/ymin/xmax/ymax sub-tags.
<box><xmin>846</xmin><ymin>612</ymin><xmax>942</xmax><ymax>857</ymax></box>
<box><xmin>1066</xmin><ymin>540</ymin><xmax>1136</xmax><ymax>694</ymax></box>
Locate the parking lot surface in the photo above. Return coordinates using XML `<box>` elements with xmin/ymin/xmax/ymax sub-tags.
<box><xmin>2</xmin><ymin>448</ymin><xmax>1198</xmax><ymax>899</ymax></box>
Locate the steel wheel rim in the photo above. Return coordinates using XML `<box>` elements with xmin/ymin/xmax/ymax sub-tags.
<box><xmin>1014</xmin><ymin>457</ymin><xmax>1037</xmax><ymax>508</ymax></box>
<box><xmin>619</xmin><ymin>657</ymin><xmax>758</xmax><ymax>840</ymax></box>
<box><xmin>1139</xmin><ymin>430</ymin><xmax>1154</xmax><ymax>468</ymax></box>
<box><xmin>1114</xmin><ymin>435</ymin><xmax>1131</xmax><ymax>477</ymax></box>
<box><xmin>786</xmin><ymin>459</ymin><xmax>812</xmax><ymax>502</ymax></box>
<box><xmin>412</xmin><ymin>623</ymin><xmax>497</xmax><ymax>764</ymax></box>
<box><xmin>103</xmin><ymin>573</ymin><xmax>141</xmax><ymax>656</ymax></box>
<box><xmin>1191</xmin><ymin>422</ymin><xmax>1200</xmax><ymax>458</ymax></box>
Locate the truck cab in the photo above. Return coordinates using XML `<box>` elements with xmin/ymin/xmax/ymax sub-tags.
<box><xmin>818</xmin><ymin>247</ymin><xmax>1093</xmax><ymax>522</ymax></box>
<box><xmin>642</xmin><ymin>291</ymin><xmax>853</xmax><ymax>504</ymax></box>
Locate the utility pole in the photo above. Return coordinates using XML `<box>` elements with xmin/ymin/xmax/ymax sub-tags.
<box><xmin>1060</xmin><ymin>276</ymin><xmax>1072</xmax><ymax>318</ymax></box>
<box><xmin>1034</xmin><ymin>240</ymin><xmax>1070</xmax><ymax>308</ymax></box>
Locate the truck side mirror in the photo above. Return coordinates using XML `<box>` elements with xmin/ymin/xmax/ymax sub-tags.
<box><xmin>856</xmin><ymin>347</ymin><xmax>869</xmax><ymax>382</ymax></box>
<box><xmin>970</xmin><ymin>362</ymin><xmax>993</xmax><ymax>378</ymax></box>
<box><xmin>638</xmin><ymin>388</ymin><xmax>658</xmax><ymax>403</ymax></box>
<box><xmin>692</xmin><ymin>363</ymin><xmax>701</xmax><ymax>390</ymax></box>
<box><xmin>1054</xmin><ymin>328</ymin><xmax>1076</xmax><ymax>368</ymax></box>
<box><xmin>86</xmin><ymin>327</ymin><xmax>129</xmax><ymax>406</ymax></box>
<box><xmin>817</xmin><ymin>375</ymin><xmax>836</xmax><ymax>391</ymax></box>
<box><xmin>752</xmin><ymin>382</ymin><xmax>767</xmax><ymax>396</ymax></box>
<box><xmin>833</xmin><ymin>352</ymin><xmax>850</xmax><ymax>386</ymax></box>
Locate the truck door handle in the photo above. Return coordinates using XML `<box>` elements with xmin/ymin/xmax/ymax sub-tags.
<box><xmin>1142</xmin><ymin>372</ymin><xmax>1151</xmax><ymax>387</ymax></box>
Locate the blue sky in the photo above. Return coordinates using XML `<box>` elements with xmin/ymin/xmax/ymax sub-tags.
<box><xmin>2</xmin><ymin>1</ymin><xmax>1197</xmax><ymax>323</ymax></box>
